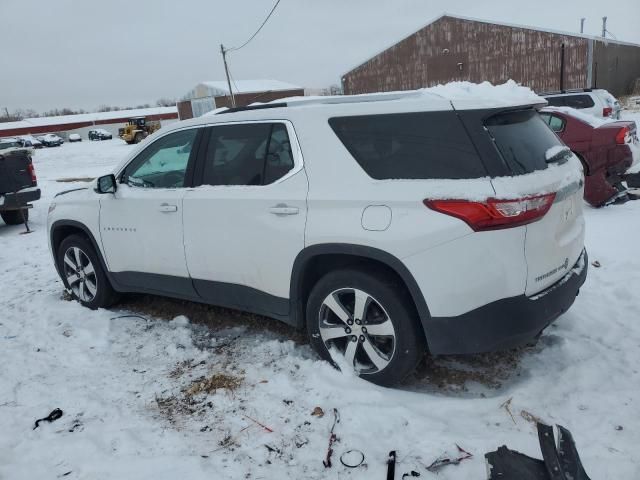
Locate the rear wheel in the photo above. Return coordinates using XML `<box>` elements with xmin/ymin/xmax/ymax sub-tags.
<box><xmin>307</xmin><ymin>268</ymin><xmax>425</xmax><ymax>386</ymax></box>
<box><xmin>134</xmin><ymin>132</ymin><xmax>143</xmax><ymax>144</ymax></box>
<box><xmin>57</xmin><ymin>234</ymin><xmax>118</xmax><ymax>309</ymax></box>
<box><xmin>1</xmin><ymin>209</ymin><xmax>27</xmax><ymax>225</ymax></box>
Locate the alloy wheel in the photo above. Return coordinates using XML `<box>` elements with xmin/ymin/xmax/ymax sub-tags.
<box><xmin>62</xmin><ymin>246</ymin><xmax>98</xmax><ymax>303</ymax></box>
<box><xmin>318</xmin><ymin>288</ymin><xmax>396</xmax><ymax>374</ymax></box>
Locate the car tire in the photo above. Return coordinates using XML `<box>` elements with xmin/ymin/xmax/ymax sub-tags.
<box><xmin>57</xmin><ymin>234</ymin><xmax>118</xmax><ymax>309</ymax></box>
<box><xmin>306</xmin><ymin>268</ymin><xmax>425</xmax><ymax>386</ymax></box>
<box><xmin>0</xmin><ymin>209</ymin><xmax>27</xmax><ymax>225</ymax></box>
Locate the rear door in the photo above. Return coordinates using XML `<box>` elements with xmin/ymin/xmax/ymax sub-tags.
<box><xmin>484</xmin><ymin>109</ymin><xmax>585</xmax><ymax>295</ymax></box>
<box><xmin>182</xmin><ymin>121</ymin><xmax>308</xmax><ymax>315</ymax></box>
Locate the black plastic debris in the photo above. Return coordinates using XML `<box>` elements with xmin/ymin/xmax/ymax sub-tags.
<box><xmin>33</xmin><ymin>408</ymin><xmax>63</xmax><ymax>430</ymax></box>
<box><xmin>427</xmin><ymin>444</ymin><xmax>473</xmax><ymax>472</ymax></box>
<box><xmin>386</xmin><ymin>451</ymin><xmax>397</xmax><ymax>480</ymax></box>
<box><xmin>485</xmin><ymin>423</ymin><xmax>592</xmax><ymax>480</ymax></box>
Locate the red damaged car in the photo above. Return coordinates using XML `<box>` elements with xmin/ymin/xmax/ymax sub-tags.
<box><xmin>540</xmin><ymin>107</ymin><xmax>638</xmax><ymax>207</ymax></box>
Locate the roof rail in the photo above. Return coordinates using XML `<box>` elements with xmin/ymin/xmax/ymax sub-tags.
<box><xmin>282</xmin><ymin>90</ymin><xmax>426</xmax><ymax>107</ymax></box>
<box><xmin>216</xmin><ymin>102</ymin><xmax>288</xmax><ymax>115</ymax></box>
<box><xmin>539</xmin><ymin>88</ymin><xmax>594</xmax><ymax>95</ymax></box>
<box><xmin>214</xmin><ymin>91</ymin><xmax>431</xmax><ymax>115</ymax></box>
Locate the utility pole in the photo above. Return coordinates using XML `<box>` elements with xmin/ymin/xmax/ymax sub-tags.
<box><xmin>580</xmin><ymin>18</ymin><xmax>585</xmax><ymax>34</ymax></box>
<box><xmin>220</xmin><ymin>44</ymin><xmax>236</xmax><ymax>108</ymax></box>
<box><xmin>601</xmin><ymin>17</ymin><xmax>607</xmax><ymax>38</ymax></box>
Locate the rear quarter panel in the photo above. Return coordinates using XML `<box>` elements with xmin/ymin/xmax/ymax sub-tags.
<box><xmin>296</xmin><ymin>111</ymin><xmax>529</xmax><ymax>318</ymax></box>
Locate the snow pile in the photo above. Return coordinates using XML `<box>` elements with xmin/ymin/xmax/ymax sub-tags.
<box><xmin>277</xmin><ymin>80</ymin><xmax>544</xmax><ymax>110</ymax></box>
<box><xmin>426</xmin><ymin>79</ymin><xmax>544</xmax><ymax>107</ymax></box>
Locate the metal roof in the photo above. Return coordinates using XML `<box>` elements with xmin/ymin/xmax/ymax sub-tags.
<box><xmin>0</xmin><ymin>106</ymin><xmax>177</xmax><ymax>133</ymax></box>
<box><xmin>343</xmin><ymin>13</ymin><xmax>640</xmax><ymax>79</ymax></box>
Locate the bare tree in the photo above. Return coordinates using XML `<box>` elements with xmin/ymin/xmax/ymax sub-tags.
<box><xmin>156</xmin><ymin>98</ymin><xmax>177</xmax><ymax>107</ymax></box>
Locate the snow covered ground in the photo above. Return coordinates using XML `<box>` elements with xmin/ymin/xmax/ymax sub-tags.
<box><xmin>1</xmin><ymin>123</ymin><xmax>640</xmax><ymax>479</ymax></box>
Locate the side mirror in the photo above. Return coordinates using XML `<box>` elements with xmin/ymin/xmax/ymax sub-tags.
<box><xmin>95</xmin><ymin>174</ymin><xmax>117</xmax><ymax>194</ymax></box>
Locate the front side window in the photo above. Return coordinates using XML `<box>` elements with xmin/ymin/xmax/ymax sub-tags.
<box><xmin>202</xmin><ymin>123</ymin><xmax>295</xmax><ymax>186</ymax></box>
<box><xmin>123</xmin><ymin>128</ymin><xmax>198</xmax><ymax>188</ymax></box>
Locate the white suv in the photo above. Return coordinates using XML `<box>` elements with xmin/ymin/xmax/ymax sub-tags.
<box><xmin>543</xmin><ymin>89</ymin><xmax>622</xmax><ymax>119</ymax></box>
<box><xmin>48</xmin><ymin>91</ymin><xmax>588</xmax><ymax>385</ymax></box>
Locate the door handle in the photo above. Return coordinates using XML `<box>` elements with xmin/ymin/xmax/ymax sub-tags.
<box><xmin>159</xmin><ymin>203</ymin><xmax>178</xmax><ymax>213</ymax></box>
<box><xmin>269</xmin><ymin>204</ymin><xmax>299</xmax><ymax>216</ymax></box>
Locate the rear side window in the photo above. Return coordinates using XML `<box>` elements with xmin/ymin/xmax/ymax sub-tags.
<box><xmin>485</xmin><ymin>110</ymin><xmax>564</xmax><ymax>175</ymax></box>
<box><xmin>545</xmin><ymin>97</ymin><xmax>565</xmax><ymax>107</ymax></box>
<box><xmin>546</xmin><ymin>94</ymin><xmax>595</xmax><ymax>109</ymax></box>
<box><xmin>202</xmin><ymin>123</ymin><xmax>295</xmax><ymax>186</ymax></box>
<box><xmin>328</xmin><ymin>112</ymin><xmax>485</xmax><ymax>180</ymax></box>
<box><xmin>564</xmin><ymin>95</ymin><xmax>595</xmax><ymax>109</ymax></box>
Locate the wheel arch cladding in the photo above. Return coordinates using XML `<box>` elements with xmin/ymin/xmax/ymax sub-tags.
<box><xmin>50</xmin><ymin>220</ymin><xmax>111</xmax><ymax>283</ymax></box>
<box><xmin>290</xmin><ymin>244</ymin><xmax>431</xmax><ymax>338</ymax></box>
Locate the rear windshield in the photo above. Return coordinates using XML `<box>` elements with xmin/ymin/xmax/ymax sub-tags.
<box><xmin>329</xmin><ymin>112</ymin><xmax>486</xmax><ymax>180</ymax></box>
<box><xmin>485</xmin><ymin>110</ymin><xmax>564</xmax><ymax>175</ymax></box>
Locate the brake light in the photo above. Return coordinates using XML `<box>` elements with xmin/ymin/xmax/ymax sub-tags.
<box><xmin>603</xmin><ymin>107</ymin><xmax>613</xmax><ymax>117</ymax></box>
<box><xmin>425</xmin><ymin>193</ymin><xmax>556</xmax><ymax>231</ymax></box>
<box><xmin>27</xmin><ymin>162</ymin><xmax>37</xmax><ymax>184</ymax></box>
<box><xmin>615</xmin><ymin>126</ymin><xmax>630</xmax><ymax>144</ymax></box>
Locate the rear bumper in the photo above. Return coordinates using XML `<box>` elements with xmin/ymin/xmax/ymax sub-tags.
<box><xmin>0</xmin><ymin>187</ymin><xmax>41</xmax><ymax>210</ymax></box>
<box><xmin>425</xmin><ymin>249</ymin><xmax>588</xmax><ymax>355</ymax></box>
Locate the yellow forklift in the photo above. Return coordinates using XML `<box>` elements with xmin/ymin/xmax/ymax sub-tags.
<box><xmin>118</xmin><ymin>117</ymin><xmax>161</xmax><ymax>144</ymax></box>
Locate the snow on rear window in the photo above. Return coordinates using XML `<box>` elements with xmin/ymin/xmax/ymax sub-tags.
<box><xmin>545</xmin><ymin>145</ymin><xmax>571</xmax><ymax>161</ymax></box>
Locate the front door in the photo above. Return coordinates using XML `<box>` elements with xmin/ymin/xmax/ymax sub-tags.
<box><xmin>99</xmin><ymin>127</ymin><xmax>200</xmax><ymax>296</ymax></box>
<box><xmin>183</xmin><ymin>121</ymin><xmax>308</xmax><ymax>316</ymax></box>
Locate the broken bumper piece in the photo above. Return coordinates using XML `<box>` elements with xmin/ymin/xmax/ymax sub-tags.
<box><xmin>485</xmin><ymin>423</ymin><xmax>591</xmax><ymax>480</ymax></box>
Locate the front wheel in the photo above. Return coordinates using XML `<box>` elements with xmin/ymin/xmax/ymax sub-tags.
<box><xmin>307</xmin><ymin>268</ymin><xmax>425</xmax><ymax>386</ymax></box>
<box><xmin>57</xmin><ymin>234</ymin><xmax>118</xmax><ymax>309</ymax></box>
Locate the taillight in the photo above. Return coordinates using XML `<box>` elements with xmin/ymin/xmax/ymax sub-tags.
<box><xmin>615</xmin><ymin>126</ymin><xmax>630</xmax><ymax>144</ymax></box>
<box><xmin>27</xmin><ymin>162</ymin><xmax>37</xmax><ymax>184</ymax></box>
<box><xmin>425</xmin><ymin>193</ymin><xmax>556</xmax><ymax>231</ymax></box>
<box><xmin>603</xmin><ymin>107</ymin><xmax>613</xmax><ymax>117</ymax></box>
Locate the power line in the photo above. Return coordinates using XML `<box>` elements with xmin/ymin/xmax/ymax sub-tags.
<box><xmin>227</xmin><ymin>63</ymin><xmax>240</xmax><ymax>95</ymax></box>
<box><xmin>227</xmin><ymin>0</ymin><xmax>282</xmax><ymax>53</ymax></box>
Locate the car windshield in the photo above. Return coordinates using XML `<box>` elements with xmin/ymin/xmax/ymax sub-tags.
<box><xmin>485</xmin><ymin>109</ymin><xmax>565</xmax><ymax>175</ymax></box>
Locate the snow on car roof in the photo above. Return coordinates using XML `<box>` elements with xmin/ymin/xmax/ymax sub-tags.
<box><xmin>275</xmin><ymin>79</ymin><xmax>544</xmax><ymax>110</ymax></box>
<box><xmin>175</xmin><ymin>81</ymin><xmax>545</xmax><ymax>134</ymax></box>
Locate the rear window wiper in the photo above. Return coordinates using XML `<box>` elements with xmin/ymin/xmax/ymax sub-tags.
<box><xmin>545</xmin><ymin>146</ymin><xmax>571</xmax><ymax>165</ymax></box>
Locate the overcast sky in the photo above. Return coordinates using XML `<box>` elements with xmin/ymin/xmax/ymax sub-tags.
<box><xmin>1</xmin><ymin>0</ymin><xmax>638</xmax><ymax>112</ymax></box>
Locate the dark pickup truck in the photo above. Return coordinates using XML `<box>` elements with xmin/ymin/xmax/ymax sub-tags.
<box><xmin>0</xmin><ymin>140</ymin><xmax>41</xmax><ymax>225</ymax></box>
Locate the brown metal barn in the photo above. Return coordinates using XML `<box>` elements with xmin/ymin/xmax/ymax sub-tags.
<box><xmin>342</xmin><ymin>14</ymin><xmax>640</xmax><ymax>97</ymax></box>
